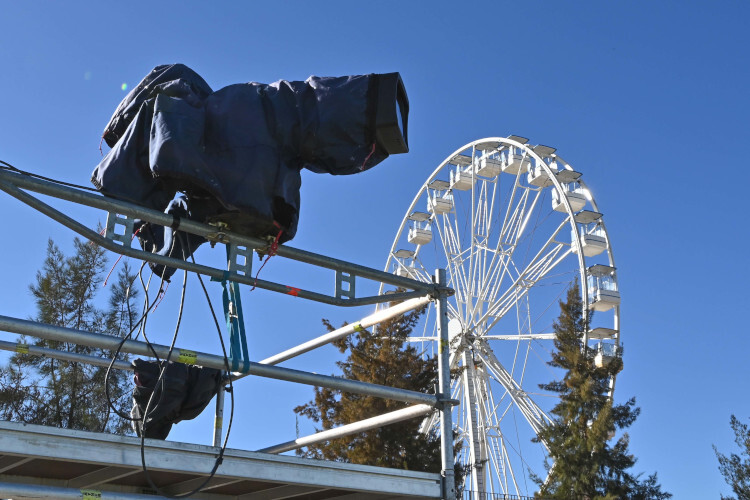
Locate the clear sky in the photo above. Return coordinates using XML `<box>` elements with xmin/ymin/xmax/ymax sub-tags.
<box><xmin>1</xmin><ymin>1</ymin><xmax>748</xmax><ymax>498</ymax></box>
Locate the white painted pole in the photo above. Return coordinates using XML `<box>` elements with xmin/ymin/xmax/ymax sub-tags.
<box><xmin>257</xmin><ymin>404</ymin><xmax>433</xmax><ymax>454</ymax></box>
<box><xmin>259</xmin><ymin>296</ymin><xmax>431</xmax><ymax>366</ymax></box>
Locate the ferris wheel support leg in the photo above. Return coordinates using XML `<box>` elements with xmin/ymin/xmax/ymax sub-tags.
<box><xmin>461</xmin><ymin>350</ymin><xmax>485</xmax><ymax>498</ymax></box>
<box><xmin>435</xmin><ymin>269</ymin><xmax>456</xmax><ymax>500</ymax></box>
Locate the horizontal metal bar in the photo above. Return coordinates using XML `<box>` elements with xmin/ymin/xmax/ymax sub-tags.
<box><xmin>260</xmin><ymin>296</ymin><xmax>431</xmax><ymax>366</ymax></box>
<box><xmin>0</xmin><ymin>169</ymin><xmax>436</xmax><ymax>295</ymax></box>
<box><xmin>0</xmin><ymin>339</ymin><xmax>132</xmax><ymax>371</ymax></box>
<box><xmin>0</xmin><ymin>315</ymin><xmax>439</xmax><ymax>407</ymax></box>
<box><xmin>257</xmin><ymin>404</ymin><xmax>433</xmax><ymax>454</ymax></box>
<box><xmin>0</xmin><ymin>177</ymin><xmax>428</xmax><ymax>308</ymax></box>
<box><xmin>0</xmin><ymin>481</ymin><xmax>167</xmax><ymax>500</ymax></box>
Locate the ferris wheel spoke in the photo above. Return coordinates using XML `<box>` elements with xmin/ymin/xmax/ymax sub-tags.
<box><xmin>481</xmin><ymin>333</ymin><xmax>556</xmax><ymax>340</ymax></box>
<box><xmin>470</xmin><ymin>210</ymin><xmax>558</xmax><ymax>327</ymax></box>
<box><xmin>481</xmin><ymin>215</ymin><xmax>570</xmax><ymax>314</ymax></box>
<box><xmin>478</xmin><ymin>352</ymin><xmax>547</xmax><ymax>435</ymax></box>
<box><xmin>501</xmin><ymin>435</ymin><xmax>522</xmax><ymax>495</ymax></box>
<box><xmin>478</xmin><ymin>240</ymin><xmax>573</xmax><ymax>334</ymax></box>
<box><xmin>496</xmin><ymin>151</ymin><xmax>530</xmax><ymax>243</ymax></box>
<box><xmin>480</xmin><ymin>369</ymin><xmax>506</xmax><ymax>429</ymax></box>
<box><xmin>437</xmin><ymin>215</ymin><xmax>472</xmax><ymax>313</ymax></box>
<box><xmin>478</xmin><ymin>345</ymin><xmax>552</xmax><ymax>433</ymax></box>
<box><xmin>476</xmin><ymin>180</ymin><xmax>501</xmax><ymax>289</ymax></box>
<box><xmin>471</xmin><ymin>351</ymin><xmax>542</xmax><ymax>435</ymax></box>
<box><xmin>475</xmin><ymin>363</ymin><xmax>525</xmax><ymax>497</ymax></box>
<box><xmin>481</xmin><ymin>247</ymin><xmax>572</xmax><ymax>338</ymax></box>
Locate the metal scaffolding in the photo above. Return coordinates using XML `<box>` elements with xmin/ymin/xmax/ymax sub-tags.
<box><xmin>0</xmin><ymin>168</ymin><xmax>457</xmax><ymax>499</ymax></box>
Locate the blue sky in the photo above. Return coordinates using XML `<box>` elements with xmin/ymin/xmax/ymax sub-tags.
<box><xmin>1</xmin><ymin>1</ymin><xmax>748</xmax><ymax>498</ymax></box>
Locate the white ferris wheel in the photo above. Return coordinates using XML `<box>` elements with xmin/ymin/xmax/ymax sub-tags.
<box><xmin>381</xmin><ymin>136</ymin><xmax>621</xmax><ymax>497</ymax></box>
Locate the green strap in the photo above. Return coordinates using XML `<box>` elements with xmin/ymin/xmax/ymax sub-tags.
<box><xmin>228</xmin><ymin>279</ymin><xmax>250</xmax><ymax>372</ymax></box>
<box><xmin>210</xmin><ymin>251</ymin><xmax>250</xmax><ymax>372</ymax></box>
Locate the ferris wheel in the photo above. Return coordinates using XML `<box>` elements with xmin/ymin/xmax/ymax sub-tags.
<box><xmin>381</xmin><ymin>136</ymin><xmax>621</xmax><ymax>497</ymax></box>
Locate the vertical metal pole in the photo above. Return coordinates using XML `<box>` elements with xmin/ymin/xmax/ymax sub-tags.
<box><xmin>213</xmin><ymin>379</ymin><xmax>226</xmax><ymax>447</ymax></box>
<box><xmin>436</xmin><ymin>269</ymin><xmax>456</xmax><ymax>500</ymax></box>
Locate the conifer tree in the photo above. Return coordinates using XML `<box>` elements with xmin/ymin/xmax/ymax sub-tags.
<box><xmin>714</xmin><ymin>415</ymin><xmax>750</xmax><ymax>500</ymax></box>
<box><xmin>294</xmin><ymin>306</ymin><xmax>443</xmax><ymax>471</ymax></box>
<box><xmin>0</xmin><ymin>238</ymin><xmax>137</xmax><ymax>434</ymax></box>
<box><xmin>534</xmin><ymin>282</ymin><xmax>670</xmax><ymax>499</ymax></box>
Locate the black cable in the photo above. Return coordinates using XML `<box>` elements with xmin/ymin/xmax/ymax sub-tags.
<box><xmin>97</xmin><ymin>217</ymin><xmax>236</xmax><ymax>497</ymax></box>
<box><xmin>0</xmin><ymin>159</ymin><xmax>99</xmax><ymax>192</ymax></box>
<box><xmin>102</xmin><ymin>254</ymin><xmax>174</xmax><ymax>424</ymax></box>
<box><xmin>137</xmin><ymin>232</ymin><xmax>236</xmax><ymax>498</ymax></box>
<box><xmin>139</xmin><ymin>265</ymin><xmax>189</xmax><ymax>496</ymax></box>
<box><xmin>101</xmin><ymin>276</ymin><xmax>165</xmax><ymax>423</ymax></box>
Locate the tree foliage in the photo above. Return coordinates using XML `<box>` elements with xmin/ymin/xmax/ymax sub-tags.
<box><xmin>534</xmin><ymin>282</ymin><xmax>670</xmax><ymax>499</ymax></box>
<box><xmin>715</xmin><ymin>415</ymin><xmax>750</xmax><ymax>500</ymax></box>
<box><xmin>294</xmin><ymin>306</ymin><xmax>443</xmax><ymax>471</ymax></box>
<box><xmin>0</xmin><ymin>238</ymin><xmax>137</xmax><ymax>434</ymax></box>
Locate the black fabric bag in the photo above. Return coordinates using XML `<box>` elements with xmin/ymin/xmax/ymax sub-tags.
<box><xmin>130</xmin><ymin>358</ymin><xmax>223</xmax><ymax>440</ymax></box>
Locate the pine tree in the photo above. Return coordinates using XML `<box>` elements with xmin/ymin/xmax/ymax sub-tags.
<box><xmin>534</xmin><ymin>282</ymin><xmax>670</xmax><ymax>499</ymax></box>
<box><xmin>294</xmin><ymin>306</ymin><xmax>444</xmax><ymax>471</ymax></box>
<box><xmin>0</xmin><ymin>238</ymin><xmax>138</xmax><ymax>434</ymax></box>
<box><xmin>714</xmin><ymin>415</ymin><xmax>750</xmax><ymax>500</ymax></box>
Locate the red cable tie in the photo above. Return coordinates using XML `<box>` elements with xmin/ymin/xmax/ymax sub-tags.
<box><xmin>286</xmin><ymin>286</ymin><xmax>300</xmax><ymax>297</ymax></box>
<box><xmin>153</xmin><ymin>281</ymin><xmax>170</xmax><ymax>310</ymax></box>
<box><xmin>360</xmin><ymin>143</ymin><xmax>376</xmax><ymax>172</ymax></box>
<box><xmin>250</xmin><ymin>224</ymin><xmax>285</xmax><ymax>291</ymax></box>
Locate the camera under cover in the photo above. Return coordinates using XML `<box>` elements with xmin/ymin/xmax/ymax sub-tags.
<box><xmin>91</xmin><ymin>64</ymin><xmax>409</xmax><ymax>277</ymax></box>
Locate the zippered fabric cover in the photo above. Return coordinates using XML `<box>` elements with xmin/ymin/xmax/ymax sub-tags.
<box><xmin>92</xmin><ymin>64</ymin><xmax>393</xmax><ymax>252</ymax></box>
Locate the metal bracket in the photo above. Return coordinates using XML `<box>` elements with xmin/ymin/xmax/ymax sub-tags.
<box><xmin>104</xmin><ymin>212</ymin><xmax>134</xmax><ymax>247</ymax></box>
<box><xmin>438</xmin><ymin>397</ymin><xmax>460</xmax><ymax>408</ymax></box>
<box><xmin>335</xmin><ymin>270</ymin><xmax>356</xmax><ymax>300</ymax></box>
<box><xmin>227</xmin><ymin>244</ymin><xmax>253</xmax><ymax>277</ymax></box>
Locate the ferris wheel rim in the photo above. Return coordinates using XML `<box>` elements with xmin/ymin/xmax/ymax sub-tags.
<box><xmin>382</xmin><ymin>135</ymin><xmax>620</xmax><ymax>496</ymax></box>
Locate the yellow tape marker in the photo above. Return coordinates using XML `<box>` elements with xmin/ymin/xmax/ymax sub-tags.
<box><xmin>438</xmin><ymin>339</ymin><xmax>449</xmax><ymax>354</ymax></box>
<box><xmin>81</xmin><ymin>489</ymin><xmax>102</xmax><ymax>499</ymax></box>
<box><xmin>215</xmin><ymin>416</ymin><xmax>223</xmax><ymax>429</ymax></box>
<box><xmin>353</xmin><ymin>323</ymin><xmax>365</xmax><ymax>333</ymax></box>
<box><xmin>16</xmin><ymin>343</ymin><xmax>29</xmax><ymax>354</ymax></box>
<box><xmin>177</xmin><ymin>349</ymin><xmax>197</xmax><ymax>365</ymax></box>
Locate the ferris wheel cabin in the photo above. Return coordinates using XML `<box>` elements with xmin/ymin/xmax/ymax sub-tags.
<box><xmin>474</xmin><ymin>154</ymin><xmax>502</xmax><ymax>178</ymax></box>
<box><xmin>407</xmin><ymin>211</ymin><xmax>432</xmax><ymax>245</ymax></box>
<box><xmin>448</xmin><ymin>154</ymin><xmax>474</xmax><ymax>190</ymax></box>
<box><xmin>552</xmin><ymin>168</ymin><xmax>587</xmax><ymax>212</ymax></box>
<box><xmin>572</xmin><ymin>210</ymin><xmax>608</xmax><ymax>257</ymax></box>
<box><xmin>552</xmin><ymin>183</ymin><xmax>587</xmax><ymax>212</ymax></box>
<box><xmin>499</xmin><ymin>148</ymin><xmax>529</xmax><ymax>175</ymax></box>
<box><xmin>594</xmin><ymin>341</ymin><xmax>620</xmax><ymax>368</ymax></box>
<box><xmin>426</xmin><ymin>180</ymin><xmax>453</xmax><ymax>215</ymax></box>
<box><xmin>525</xmin><ymin>145</ymin><xmax>558</xmax><ymax>187</ymax></box>
<box><xmin>587</xmin><ymin>264</ymin><xmax>621</xmax><ymax>312</ymax></box>
<box><xmin>392</xmin><ymin>248</ymin><xmax>417</xmax><ymax>277</ymax></box>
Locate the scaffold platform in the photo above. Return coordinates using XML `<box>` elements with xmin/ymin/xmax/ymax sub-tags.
<box><xmin>0</xmin><ymin>167</ymin><xmax>457</xmax><ymax>499</ymax></box>
<box><xmin>0</xmin><ymin>420</ymin><xmax>442</xmax><ymax>499</ymax></box>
